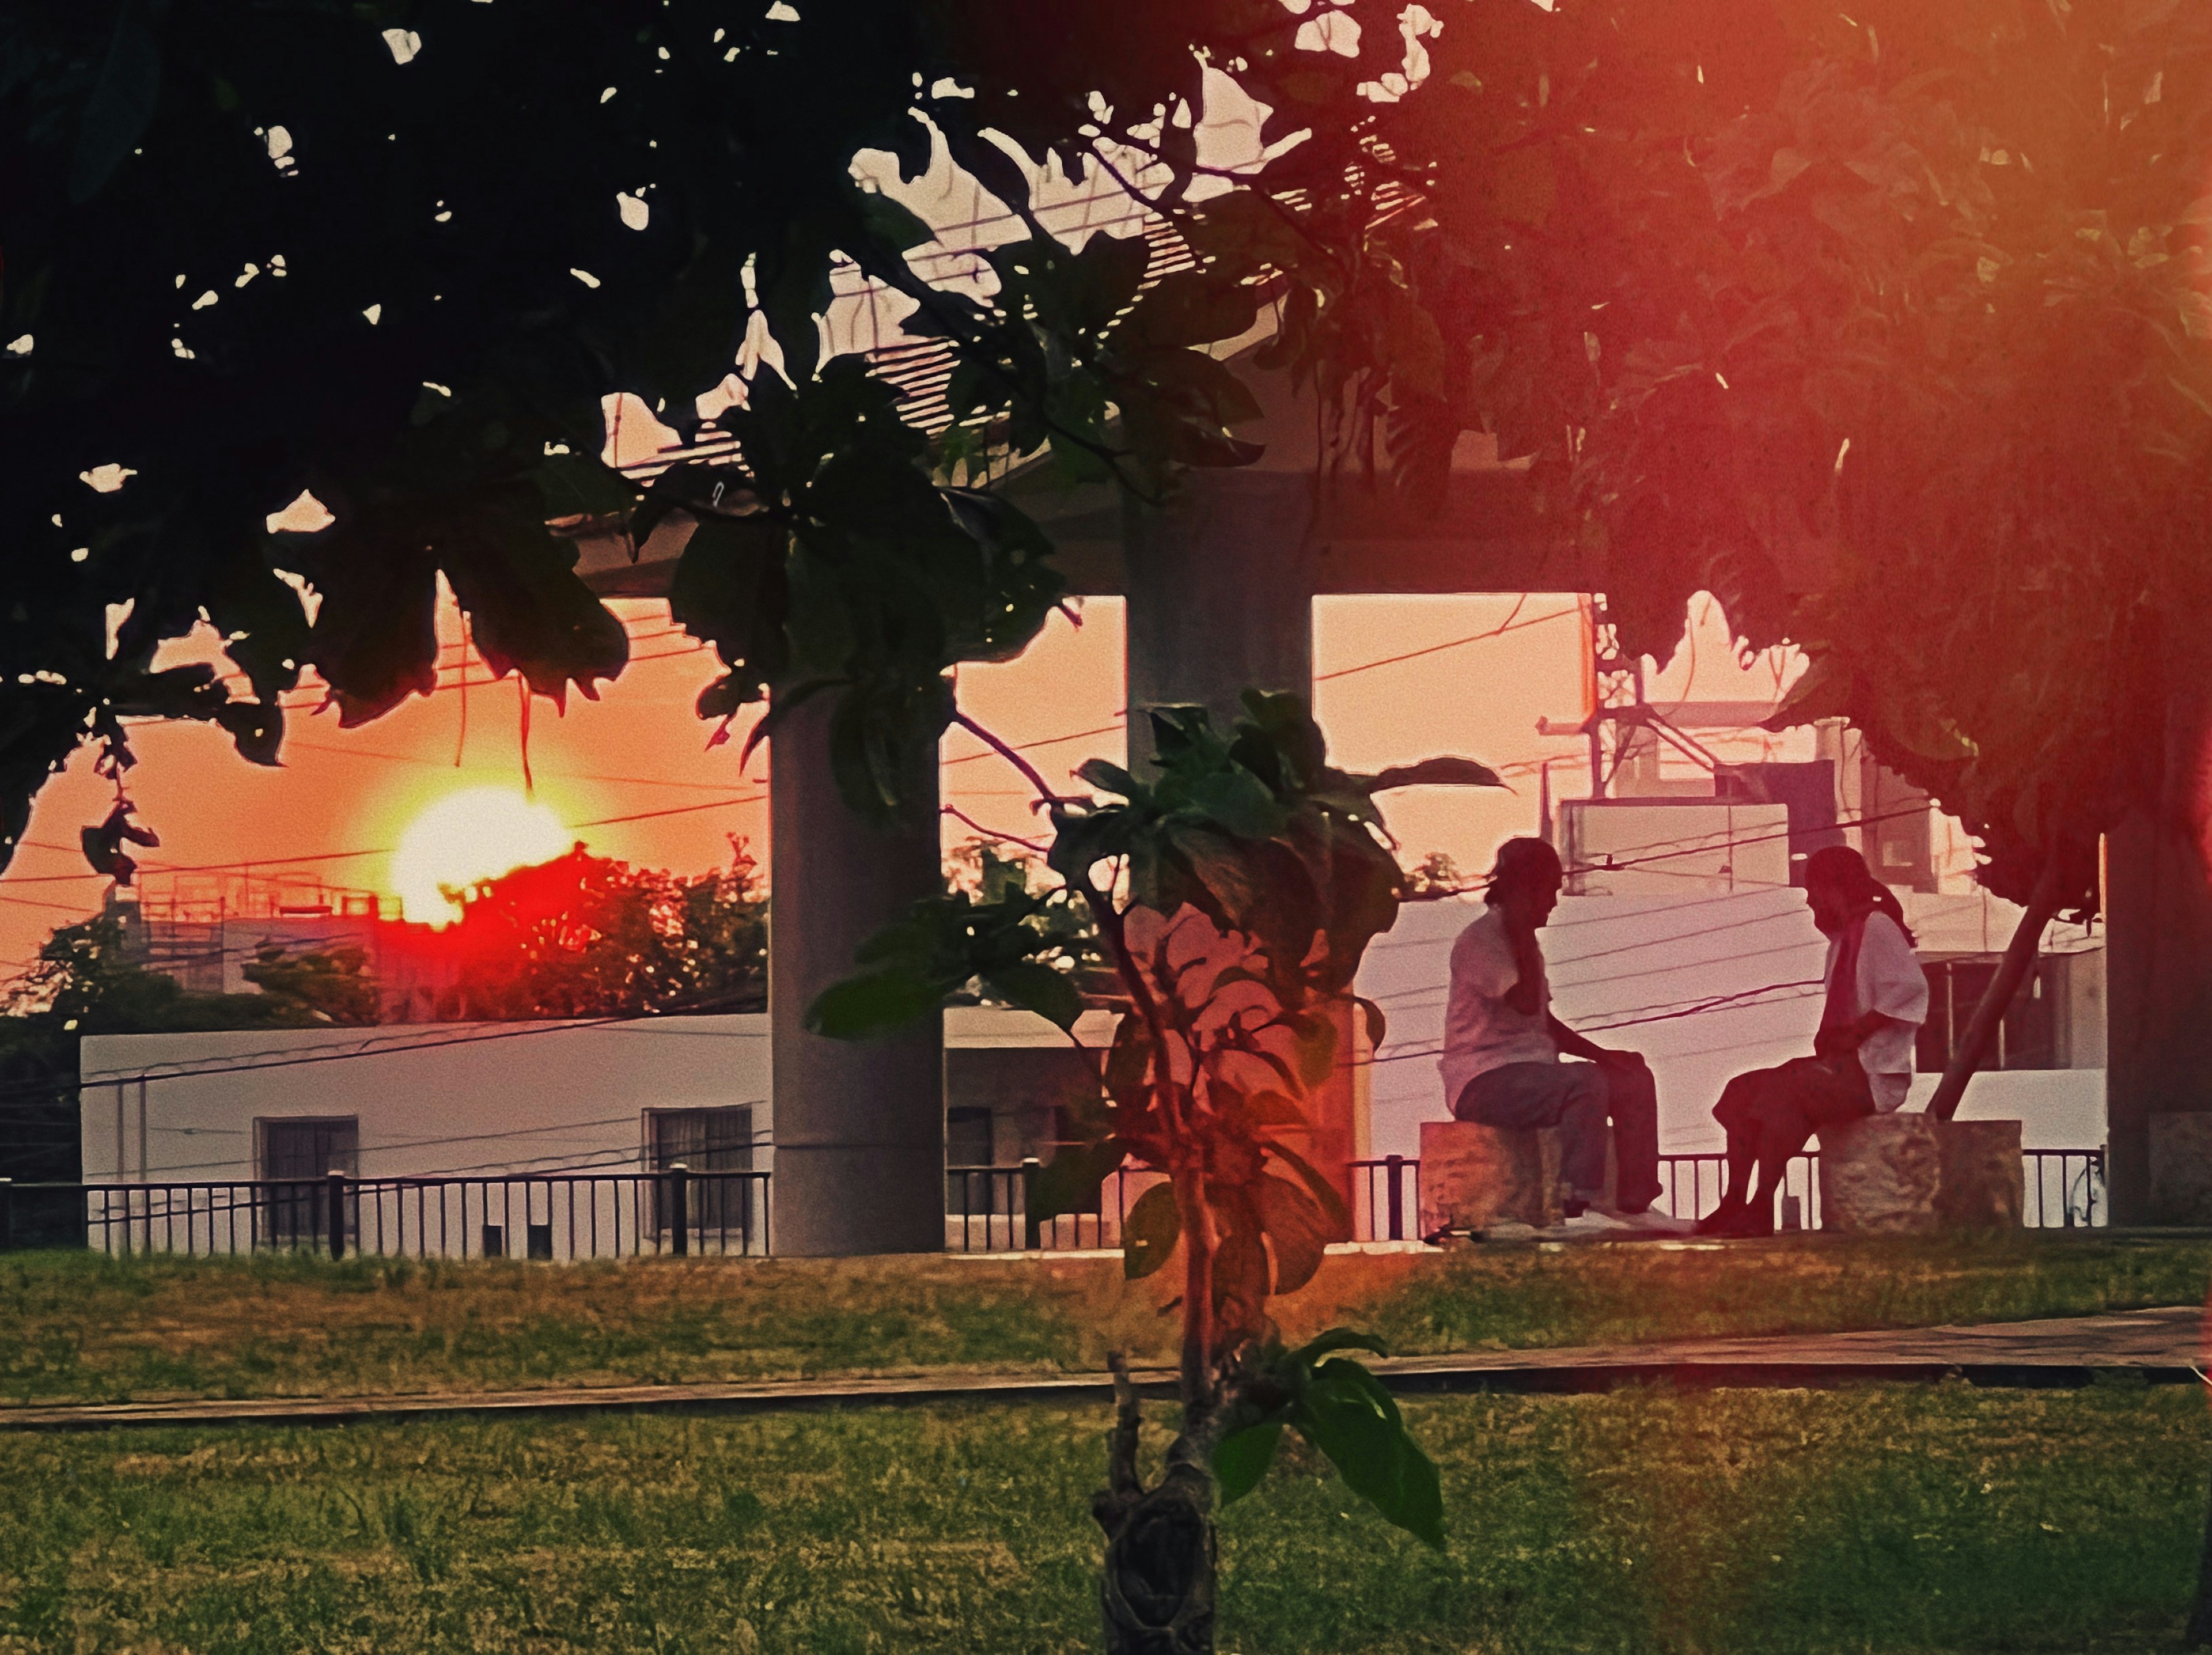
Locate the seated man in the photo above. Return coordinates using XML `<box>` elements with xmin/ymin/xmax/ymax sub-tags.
<box><xmin>1697</xmin><ymin>844</ymin><xmax>1930</xmax><ymax>1238</ymax></box>
<box><xmin>1440</xmin><ymin>837</ymin><xmax>1678</xmax><ymax>1230</ymax></box>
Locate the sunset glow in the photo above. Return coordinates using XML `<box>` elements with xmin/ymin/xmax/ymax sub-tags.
<box><xmin>389</xmin><ymin>786</ymin><xmax>574</xmax><ymax>925</ymax></box>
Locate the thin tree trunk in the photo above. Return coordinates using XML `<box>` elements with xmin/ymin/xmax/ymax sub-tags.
<box><xmin>1094</xmin><ymin>1356</ymin><xmax>1219</xmax><ymax>1655</ymax></box>
<box><xmin>1925</xmin><ymin>847</ymin><xmax>2065</xmax><ymax>1122</ymax></box>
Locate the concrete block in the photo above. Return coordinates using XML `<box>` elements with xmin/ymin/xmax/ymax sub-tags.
<box><xmin>1818</xmin><ymin>1115</ymin><xmax>2028</xmax><ymax>1232</ymax></box>
<box><xmin>1419</xmin><ymin>1121</ymin><xmax>1562</xmax><ymax>1234</ymax></box>
<box><xmin>1934</xmin><ymin>1119</ymin><xmax>2025</xmax><ymax>1229</ymax></box>
<box><xmin>2148</xmin><ymin>1114</ymin><xmax>2212</xmax><ymax>1225</ymax></box>
<box><xmin>1816</xmin><ymin>1115</ymin><xmax>1941</xmax><ymax>1233</ymax></box>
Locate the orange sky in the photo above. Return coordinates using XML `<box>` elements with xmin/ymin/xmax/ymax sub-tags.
<box><xmin>0</xmin><ymin>588</ymin><xmax>1800</xmax><ymax>972</ymax></box>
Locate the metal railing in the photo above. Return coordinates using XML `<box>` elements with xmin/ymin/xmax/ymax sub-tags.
<box><xmin>0</xmin><ymin>1165</ymin><xmax>770</xmax><ymax>1260</ymax></box>
<box><xmin>0</xmin><ymin>1147</ymin><xmax>2106</xmax><ymax>1260</ymax></box>
<box><xmin>946</xmin><ymin>1146</ymin><xmax>2109</xmax><ymax>1251</ymax></box>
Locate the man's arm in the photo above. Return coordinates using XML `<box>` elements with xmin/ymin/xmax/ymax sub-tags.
<box><xmin>1816</xmin><ymin>1009</ymin><xmax>1903</xmax><ymax>1056</ymax></box>
<box><xmin>1547</xmin><ymin>1012</ymin><xmax>1642</xmax><ymax>1067</ymax></box>
<box><xmin>1502</xmin><ymin>922</ymin><xmax>1546</xmax><ymax>1016</ymax></box>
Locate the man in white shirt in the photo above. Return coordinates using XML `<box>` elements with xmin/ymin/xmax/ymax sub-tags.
<box><xmin>1697</xmin><ymin>844</ymin><xmax>1930</xmax><ymax>1237</ymax></box>
<box><xmin>1440</xmin><ymin>838</ymin><xmax>1671</xmax><ymax>1227</ymax></box>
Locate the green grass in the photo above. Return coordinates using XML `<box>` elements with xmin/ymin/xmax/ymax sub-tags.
<box><xmin>0</xmin><ymin>1383</ymin><xmax>2203</xmax><ymax>1653</ymax></box>
<box><xmin>2</xmin><ymin>1232</ymin><xmax>2207</xmax><ymax>1407</ymax></box>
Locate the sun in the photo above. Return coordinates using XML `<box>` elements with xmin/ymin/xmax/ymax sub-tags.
<box><xmin>390</xmin><ymin>787</ymin><xmax>574</xmax><ymax>925</ymax></box>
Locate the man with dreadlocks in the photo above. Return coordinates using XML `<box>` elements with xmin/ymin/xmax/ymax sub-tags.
<box><xmin>1697</xmin><ymin>844</ymin><xmax>1930</xmax><ymax>1238</ymax></box>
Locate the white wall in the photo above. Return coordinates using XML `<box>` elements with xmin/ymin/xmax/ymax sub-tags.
<box><xmin>1355</xmin><ymin>891</ymin><xmax>2107</xmax><ymax>1159</ymax></box>
<box><xmin>80</xmin><ymin>1016</ymin><xmax>771</xmax><ymax>1184</ymax></box>
<box><xmin>76</xmin><ymin>1006</ymin><xmax>1093</xmax><ymax>1186</ymax></box>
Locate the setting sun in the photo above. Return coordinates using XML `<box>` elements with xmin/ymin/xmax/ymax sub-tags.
<box><xmin>389</xmin><ymin>786</ymin><xmax>574</xmax><ymax>925</ymax></box>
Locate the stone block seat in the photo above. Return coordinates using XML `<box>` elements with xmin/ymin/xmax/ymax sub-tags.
<box><xmin>1418</xmin><ymin>1120</ymin><xmax>1618</xmax><ymax>1239</ymax></box>
<box><xmin>1816</xmin><ymin>1115</ymin><xmax>2024</xmax><ymax>1233</ymax></box>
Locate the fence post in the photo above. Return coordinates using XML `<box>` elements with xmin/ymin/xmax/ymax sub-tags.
<box><xmin>326</xmin><ymin>1170</ymin><xmax>346</xmax><ymax>1261</ymax></box>
<box><xmin>668</xmin><ymin>1161</ymin><xmax>690</xmax><ymax>1258</ymax></box>
<box><xmin>1384</xmin><ymin>1154</ymin><xmax>1405</xmax><ymax>1242</ymax></box>
<box><xmin>0</xmin><ymin>1177</ymin><xmax>11</xmax><ymax>1252</ymax></box>
<box><xmin>1021</xmin><ymin>1157</ymin><xmax>1041</xmax><ymax>1251</ymax></box>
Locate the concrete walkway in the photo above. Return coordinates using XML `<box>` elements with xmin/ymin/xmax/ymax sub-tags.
<box><xmin>2</xmin><ymin>1306</ymin><xmax>2200</xmax><ymax>1433</ymax></box>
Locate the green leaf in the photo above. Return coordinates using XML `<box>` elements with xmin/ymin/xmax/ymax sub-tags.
<box><xmin>1292</xmin><ymin>1327</ymin><xmax>1391</xmax><ymax>1365</ymax></box>
<box><xmin>1289</xmin><ymin>1010</ymin><xmax>1338</xmax><ymax>1086</ymax></box>
<box><xmin>70</xmin><ymin>0</ymin><xmax>162</xmax><ymax>203</ymax></box>
<box><xmin>1029</xmin><ymin>1138</ymin><xmax>1124</xmax><ymax>1225</ymax></box>
<box><xmin>1186</xmin><ymin>771</ymin><xmax>1286</xmax><ymax>839</ymax></box>
<box><xmin>857</xmin><ymin>187</ymin><xmax>936</xmax><ymax>253</ymax></box>
<box><xmin>1257</xmin><ymin>1174</ymin><xmax>1331</xmax><ymax>1294</ymax></box>
<box><xmin>1354</xmin><ymin>995</ymin><xmax>1388</xmax><ymax>1048</ymax></box>
<box><xmin>1363</xmin><ymin>758</ymin><xmax>1506</xmax><ymax>792</ymax></box>
<box><xmin>980</xmin><ymin>960</ymin><xmax>1082</xmax><ymax>1031</ymax></box>
<box><xmin>804</xmin><ymin>968</ymin><xmax>944</xmax><ymax>1039</ymax></box>
<box><xmin>1122</xmin><ymin>1181</ymin><xmax>1180</xmax><ymax>1280</ymax></box>
<box><xmin>1293</xmin><ymin>1359</ymin><xmax>1445</xmax><ymax>1550</ymax></box>
<box><xmin>1268</xmin><ymin>1142</ymin><xmax>1353</xmax><ymax>1243</ymax></box>
<box><xmin>1075</xmin><ymin>758</ymin><xmax>1143</xmax><ymax>800</ymax></box>
<box><xmin>1214</xmin><ymin>1422</ymin><xmax>1285</xmax><ymax>1505</ymax></box>
<box><xmin>1241</xmin><ymin>1090</ymin><xmax>1307</xmax><ymax>1130</ymax></box>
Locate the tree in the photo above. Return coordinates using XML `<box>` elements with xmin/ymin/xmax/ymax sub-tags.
<box><xmin>0</xmin><ymin>912</ymin><xmax>341</xmax><ymax>1234</ymax></box>
<box><xmin>443</xmin><ymin>839</ymin><xmax>767</xmax><ymax>1021</ymax></box>
<box><xmin>1152</xmin><ymin>0</ymin><xmax>2208</xmax><ymax>1104</ymax></box>
<box><xmin>814</xmin><ymin>692</ymin><xmax>1502</xmax><ymax>1651</ymax></box>
<box><xmin>1</xmin><ymin>0</ymin><xmax>1373</xmax><ymax>858</ymax></box>
<box><xmin>242</xmin><ymin>943</ymin><xmax>381</xmax><ymax>1026</ymax></box>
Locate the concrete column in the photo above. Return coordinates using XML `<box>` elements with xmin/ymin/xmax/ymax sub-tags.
<box><xmin>1120</xmin><ymin>470</ymin><xmax>1366</xmax><ymax>1199</ymax></box>
<box><xmin>768</xmin><ymin>694</ymin><xmax>944</xmax><ymax>1256</ymax></box>
<box><xmin>2106</xmin><ymin>666</ymin><xmax>2212</xmax><ymax>1224</ymax></box>
<box><xmin>1122</xmin><ymin>470</ymin><xmax>1317</xmax><ymax>770</ymax></box>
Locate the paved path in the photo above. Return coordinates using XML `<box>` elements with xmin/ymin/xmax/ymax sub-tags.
<box><xmin>2</xmin><ymin>1306</ymin><xmax>2199</xmax><ymax>1433</ymax></box>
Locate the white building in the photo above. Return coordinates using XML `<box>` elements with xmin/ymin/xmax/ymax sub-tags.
<box><xmin>75</xmin><ymin>1008</ymin><xmax>1114</xmax><ymax>1256</ymax></box>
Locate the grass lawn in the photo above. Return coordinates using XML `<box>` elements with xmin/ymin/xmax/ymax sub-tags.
<box><xmin>0</xmin><ymin>1381</ymin><xmax>2203</xmax><ymax>1653</ymax></box>
<box><xmin>3</xmin><ymin>1232</ymin><xmax>2207</xmax><ymax>1407</ymax></box>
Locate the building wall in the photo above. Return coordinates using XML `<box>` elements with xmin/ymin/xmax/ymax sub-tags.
<box><xmin>1556</xmin><ymin>801</ymin><xmax>1791</xmax><ymax>897</ymax></box>
<box><xmin>78</xmin><ymin>1007</ymin><xmax>1123</xmax><ymax>1186</ymax></box>
<box><xmin>81</xmin><ymin>1017</ymin><xmax>773</xmax><ymax>1184</ymax></box>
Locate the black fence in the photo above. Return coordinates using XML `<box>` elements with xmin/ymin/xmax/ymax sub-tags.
<box><xmin>0</xmin><ymin>1165</ymin><xmax>770</xmax><ymax>1260</ymax></box>
<box><xmin>946</xmin><ymin>1147</ymin><xmax>2108</xmax><ymax>1252</ymax></box>
<box><xmin>0</xmin><ymin>1149</ymin><xmax>2105</xmax><ymax>1260</ymax></box>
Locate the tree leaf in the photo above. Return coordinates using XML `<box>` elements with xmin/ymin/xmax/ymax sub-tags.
<box><xmin>1363</xmin><ymin>758</ymin><xmax>1506</xmax><ymax>792</ymax></box>
<box><xmin>980</xmin><ymin>960</ymin><xmax>1082</xmax><ymax>1031</ymax></box>
<box><xmin>1292</xmin><ymin>1327</ymin><xmax>1391</xmax><ymax>1365</ymax></box>
<box><xmin>1213</xmin><ymin>1422</ymin><xmax>1285</xmax><ymax>1505</ymax></box>
<box><xmin>1029</xmin><ymin>1138</ymin><xmax>1125</xmax><ymax>1225</ymax></box>
<box><xmin>803</xmin><ymin>967</ymin><xmax>944</xmax><ymax>1039</ymax></box>
<box><xmin>1122</xmin><ymin>1181</ymin><xmax>1180</xmax><ymax>1279</ymax></box>
<box><xmin>1293</xmin><ymin>1359</ymin><xmax>1445</xmax><ymax>1550</ymax></box>
<box><xmin>1257</xmin><ymin>1173</ymin><xmax>1331</xmax><ymax>1294</ymax></box>
<box><xmin>1267</xmin><ymin>1141</ymin><xmax>1353</xmax><ymax>1243</ymax></box>
<box><xmin>70</xmin><ymin>0</ymin><xmax>162</xmax><ymax>203</ymax></box>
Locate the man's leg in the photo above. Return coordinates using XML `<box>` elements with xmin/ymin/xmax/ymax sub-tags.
<box><xmin>1552</xmin><ymin>1065</ymin><xmax>1612</xmax><ymax>1206</ymax></box>
<box><xmin>1599</xmin><ymin>1058</ymin><xmax>1662</xmax><ymax>1213</ymax></box>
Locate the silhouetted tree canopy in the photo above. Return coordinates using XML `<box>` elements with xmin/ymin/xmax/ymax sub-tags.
<box><xmin>442</xmin><ymin>839</ymin><xmax>767</xmax><ymax>1020</ymax></box>
<box><xmin>9</xmin><ymin>0</ymin><xmax>2207</xmax><ymax>913</ymax></box>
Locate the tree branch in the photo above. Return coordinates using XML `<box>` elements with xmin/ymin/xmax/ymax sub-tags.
<box><xmin>1926</xmin><ymin>842</ymin><xmax>2066</xmax><ymax>1122</ymax></box>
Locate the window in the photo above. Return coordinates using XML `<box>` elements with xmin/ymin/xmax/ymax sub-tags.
<box><xmin>256</xmin><ymin>1116</ymin><xmax>358</xmax><ymax>1245</ymax></box>
<box><xmin>647</xmin><ymin>1107</ymin><xmax>753</xmax><ymax>1237</ymax></box>
<box><xmin>1915</xmin><ymin>957</ymin><xmax>2060</xmax><ymax>1073</ymax></box>
<box><xmin>947</xmin><ymin>1106</ymin><xmax>994</xmax><ymax>1169</ymax></box>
